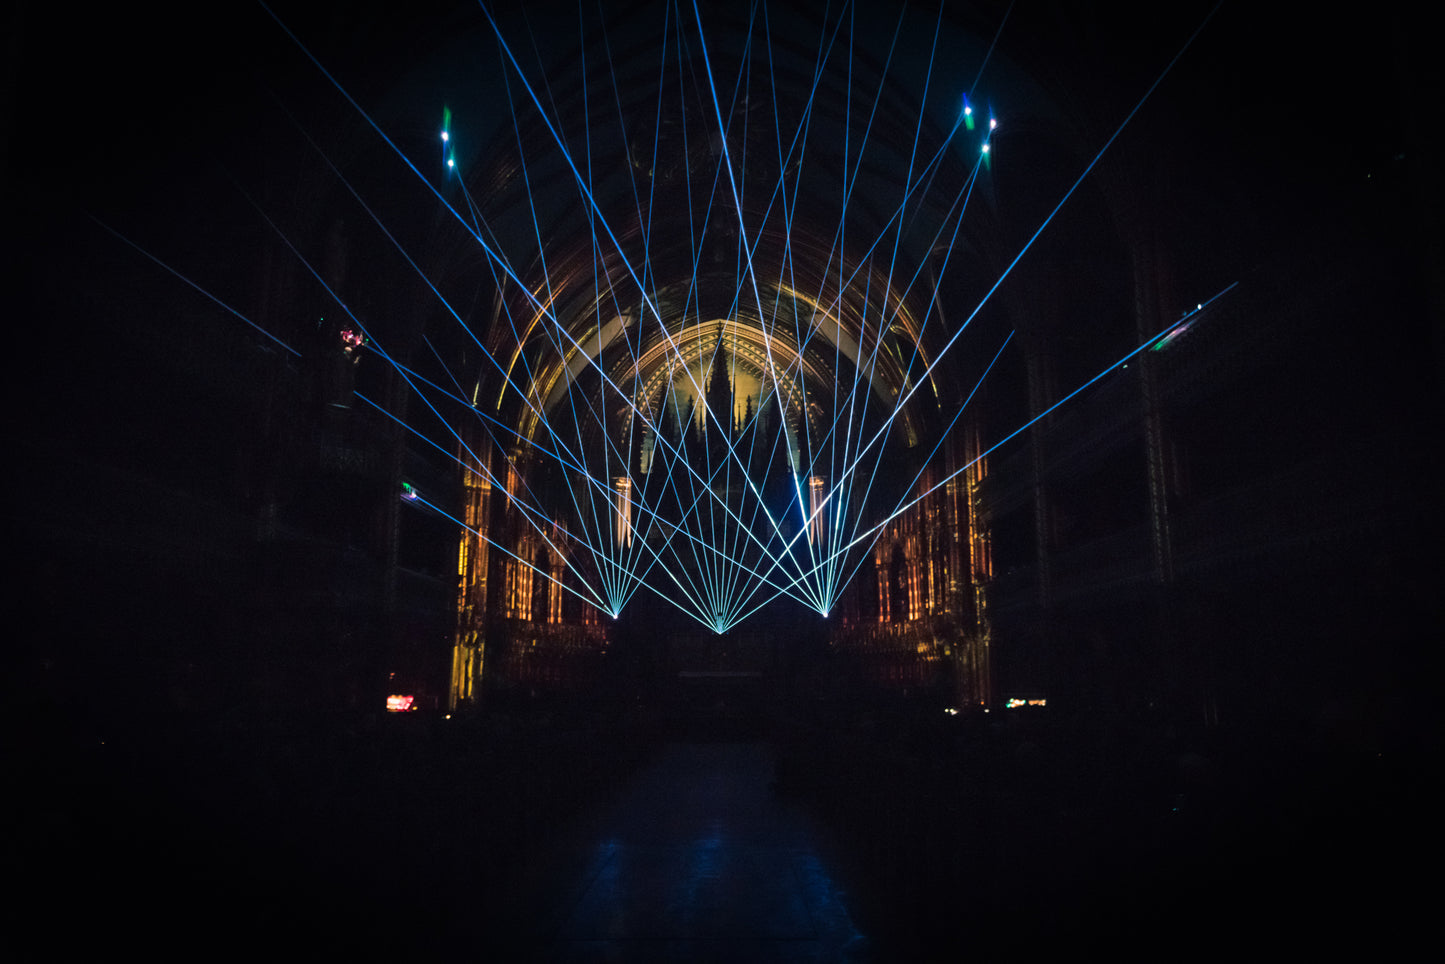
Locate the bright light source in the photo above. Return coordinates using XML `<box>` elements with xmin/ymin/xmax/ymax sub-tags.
<box><xmin>386</xmin><ymin>695</ymin><xmax>416</xmax><ymax>712</ymax></box>
<box><xmin>989</xmin><ymin>117</ymin><xmax>997</xmax><ymax>130</ymax></box>
<box><xmin>981</xmin><ymin>144</ymin><xmax>990</xmax><ymax>154</ymax></box>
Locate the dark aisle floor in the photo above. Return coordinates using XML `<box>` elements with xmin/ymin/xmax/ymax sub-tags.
<box><xmin>20</xmin><ymin>703</ymin><xmax>1431</xmax><ymax>960</ymax></box>
<box><xmin>495</xmin><ymin>741</ymin><xmax>870</xmax><ymax>962</ymax></box>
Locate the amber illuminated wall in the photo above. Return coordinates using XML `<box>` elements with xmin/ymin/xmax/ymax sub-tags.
<box><xmin>449</xmin><ymin>406</ymin><xmax>992</xmax><ymax>708</ymax></box>
<box><xmin>449</xmin><ymin>444</ymin><xmax>608</xmax><ymax>710</ymax></box>
<box><xmin>831</xmin><ymin>422</ymin><xmax>993</xmax><ymax>706</ymax></box>
<box><xmin>449</xmin><ymin>455</ymin><xmax>490</xmax><ymax>709</ymax></box>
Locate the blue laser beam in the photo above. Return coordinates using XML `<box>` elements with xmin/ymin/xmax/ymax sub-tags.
<box><xmin>227</xmin><ymin>0</ymin><xmax>1233</xmax><ymax>630</ymax></box>
<box><xmin>89</xmin><ymin>217</ymin><xmax>300</xmax><ymax>357</ymax></box>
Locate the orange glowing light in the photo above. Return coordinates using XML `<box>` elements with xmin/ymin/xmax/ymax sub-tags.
<box><xmin>386</xmin><ymin>695</ymin><xmax>416</xmax><ymax>712</ymax></box>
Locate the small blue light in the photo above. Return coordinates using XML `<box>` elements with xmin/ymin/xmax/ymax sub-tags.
<box><xmin>981</xmin><ymin>143</ymin><xmax>990</xmax><ymax>154</ymax></box>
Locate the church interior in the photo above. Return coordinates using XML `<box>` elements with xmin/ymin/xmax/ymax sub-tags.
<box><xmin>10</xmin><ymin>0</ymin><xmax>1439</xmax><ymax>957</ymax></box>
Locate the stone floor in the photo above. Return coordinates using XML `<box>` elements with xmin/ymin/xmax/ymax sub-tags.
<box><xmin>498</xmin><ymin>741</ymin><xmax>870</xmax><ymax>962</ymax></box>
<box><xmin>21</xmin><ymin>705</ymin><xmax>1428</xmax><ymax>960</ymax></box>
